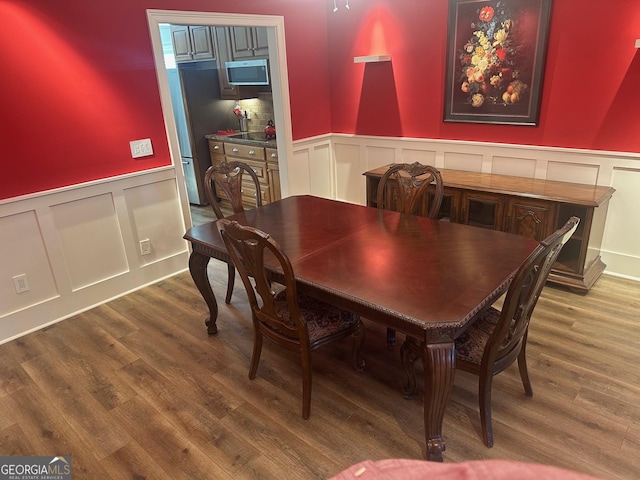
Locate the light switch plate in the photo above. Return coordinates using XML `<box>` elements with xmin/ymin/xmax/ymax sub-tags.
<box><xmin>130</xmin><ymin>138</ymin><xmax>153</xmax><ymax>158</ymax></box>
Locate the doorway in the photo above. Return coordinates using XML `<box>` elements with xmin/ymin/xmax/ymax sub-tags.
<box><xmin>146</xmin><ymin>10</ymin><xmax>292</xmax><ymax>227</ymax></box>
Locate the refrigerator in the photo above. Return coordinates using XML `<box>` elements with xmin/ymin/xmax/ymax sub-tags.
<box><xmin>167</xmin><ymin>60</ymin><xmax>232</xmax><ymax>205</ymax></box>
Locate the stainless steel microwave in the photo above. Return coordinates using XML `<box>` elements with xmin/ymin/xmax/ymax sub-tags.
<box><xmin>225</xmin><ymin>59</ymin><xmax>269</xmax><ymax>86</ymax></box>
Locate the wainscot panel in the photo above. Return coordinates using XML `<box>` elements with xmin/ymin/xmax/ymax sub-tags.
<box><xmin>0</xmin><ymin>167</ymin><xmax>190</xmax><ymax>344</ymax></box>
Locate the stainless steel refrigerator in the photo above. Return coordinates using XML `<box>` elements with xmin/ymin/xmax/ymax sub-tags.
<box><xmin>167</xmin><ymin>60</ymin><xmax>233</xmax><ymax>205</ymax></box>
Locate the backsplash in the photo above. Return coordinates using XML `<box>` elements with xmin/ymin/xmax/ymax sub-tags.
<box><xmin>236</xmin><ymin>94</ymin><xmax>275</xmax><ymax>133</ymax></box>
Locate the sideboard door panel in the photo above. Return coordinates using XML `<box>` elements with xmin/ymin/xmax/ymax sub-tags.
<box><xmin>505</xmin><ymin>198</ymin><xmax>555</xmax><ymax>242</ymax></box>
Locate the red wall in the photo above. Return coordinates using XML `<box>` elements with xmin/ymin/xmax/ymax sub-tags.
<box><xmin>327</xmin><ymin>1</ymin><xmax>640</xmax><ymax>152</ymax></box>
<box><xmin>2</xmin><ymin>1</ymin><xmax>640</xmax><ymax>201</ymax></box>
<box><xmin>0</xmin><ymin>0</ymin><xmax>332</xmax><ymax>200</ymax></box>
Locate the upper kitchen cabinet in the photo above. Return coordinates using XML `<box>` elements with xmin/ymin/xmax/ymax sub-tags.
<box><xmin>212</xmin><ymin>27</ymin><xmax>239</xmax><ymax>100</ymax></box>
<box><xmin>170</xmin><ymin>25</ymin><xmax>216</xmax><ymax>63</ymax></box>
<box><xmin>229</xmin><ymin>27</ymin><xmax>269</xmax><ymax>59</ymax></box>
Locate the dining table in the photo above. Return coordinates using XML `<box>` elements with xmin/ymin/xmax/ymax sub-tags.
<box><xmin>183</xmin><ymin>195</ymin><xmax>539</xmax><ymax>461</ymax></box>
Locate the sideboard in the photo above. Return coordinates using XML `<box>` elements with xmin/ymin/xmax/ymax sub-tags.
<box><xmin>364</xmin><ymin>165</ymin><xmax>615</xmax><ymax>293</ymax></box>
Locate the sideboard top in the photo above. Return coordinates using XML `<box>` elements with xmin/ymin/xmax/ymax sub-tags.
<box><xmin>364</xmin><ymin>165</ymin><xmax>615</xmax><ymax>207</ymax></box>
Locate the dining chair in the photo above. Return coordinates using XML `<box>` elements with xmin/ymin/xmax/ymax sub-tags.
<box><xmin>204</xmin><ymin>161</ymin><xmax>262</xmax><ymax>304</ymax></box>
<box><xmin>218</xmin><ymin>219</ymin><xmax>366</xmax><ymax>419</ymax></box>
<box><xmin>377</xmin><ymin>162</ymin><xmax>444</xmax><ymax>348</ymax></box>
<box><xmin>376</xmin><ymin>162</ymin><xmax>444</xmax><ymax>219</ymax></box>
<box><xmin>454</xmin><ymin>216</ymin><xmax>580</xmax><ymax>447</ymax></box>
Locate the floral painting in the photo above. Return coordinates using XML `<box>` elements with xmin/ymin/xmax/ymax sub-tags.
<box><xmin>444</xmin><ymin>0</ymin><xmax>553</xmax><ymax>125</ymax></box>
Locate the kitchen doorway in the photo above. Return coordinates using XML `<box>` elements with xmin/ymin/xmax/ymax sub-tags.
<box><xmin>146</xmin><ymin>10</ymin><xmax>292</xmax><ymax>228</ymax></box>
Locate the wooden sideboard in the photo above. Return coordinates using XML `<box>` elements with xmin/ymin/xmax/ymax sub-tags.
<box><xmin>364</xmin><ymin>165</ymin><xmax>615</xmax><ymax>293</ymax></box>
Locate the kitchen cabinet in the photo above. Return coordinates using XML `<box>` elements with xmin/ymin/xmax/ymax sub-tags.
<box><xmin>266</xmin><ymin>148</ymin><xmax>281</xmax><ymax>202</ymax></box>
<box><xmin>208</xmin><ymin>138</ymin><xmax>281</xmax><ymax>211</ymax></box>
<box><xmin>224</xmin><ymin>142</ymin><xmax>269</xmax><ymax>206</ymax></box>
<box><xmin>229</xmin><ymin>26</ymin><xmax>269</xmax><ymax>59</ymax></box>
<box><xmin>212</xmin><ymin>27</ymin><xmax>239</xmax><ymax>100</ymax></box>
<box><xmin>170</xmin><ymin>25</ymin><xmax>216</xmax><ymax>63</ymax></box>
<box><xmin>364</xmin><ymin>165</ymin><xmax>615</xmax><ymax>293</ymax></box>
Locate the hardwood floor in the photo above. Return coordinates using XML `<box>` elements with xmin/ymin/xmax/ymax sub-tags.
<box><xmin>1</xmin><ymin>233</ymin><xmax>639</xmax><ymax>478</ymax></box>
<box><xmin>190</xmin><ymin>203</ymin><xmax>219</xmax><ymax>225</ymax></box>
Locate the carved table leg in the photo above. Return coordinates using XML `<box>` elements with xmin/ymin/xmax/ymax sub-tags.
<box><xmin>188</xmin><ymin>250</ymin><xmax>218</xmax><ymax>335</ymax></box>
<box><xmin>401</xmin><ymin>337</ymin><xmax>421</xmax><ymax>399</ymax></box>
<box><xmin>422</xmin><ymin>340</ymin><xmax>455</xmax><ymax>462</ymax></box>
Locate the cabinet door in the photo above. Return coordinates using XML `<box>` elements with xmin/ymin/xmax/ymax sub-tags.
<box><xmin>189</xmin><ymin>26</ymin><xmax>215</xmax><ymax>61</ymax></box>
<box><xmin>229</xmin><ymin>26</ymin><xmax>255</xmax><ymax>59</ymax></box>
<box><xmin>171</xmin><ymin>25</ymin><xmax>214</xmax><ymax>63</ymax></box>
<box><xmin>230</xmin><ymin>26</ymin><xmax>269</xmax><ymax>59</ymax></box>
<box><xmin>505</xmin><ymin>197</ymin><xmax>555</xmax><ymax>242</ymax></box>
<box><xmin>435</xmin><ymin>188</ymin><xmax>461</xmax><ymax>222</ymax></box>
<box><xmin>252</xmin><ymin>27</ymin><xmax>269</xmax><ymax>57</ymax></box>
<box><xmin>460</xmin><ymin>191</ymin><xmax>505</xmax><ymax>230</ymax></box>
<box><xmin>170</xmin><ymin>26</ymin><xmax>192</xmax><ymax>63</ymax></box>
<box><xmin>213</xmin><ymin>27</ymin><xmax>239</xmax><ymax>99</ymax></box>
<box><xmin>266</xmin><ymin>148</ymin><xmax>281</xmax><ymax>202</ymax></box>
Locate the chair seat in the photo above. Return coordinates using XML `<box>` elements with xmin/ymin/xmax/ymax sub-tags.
<box><xmin>275</xmin><ymin>291</ymin><xmax>359</xmax><ymax>342</ymax></box>
<box><xmin>455</xmin><ymin>307</ymin><xmax>501</xmax><ymax>365</ymax></box>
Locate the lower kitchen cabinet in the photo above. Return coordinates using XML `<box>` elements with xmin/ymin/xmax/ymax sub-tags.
<box><xmin>266</xmin><ymin>148</ymin><xmax>281</xmax><ymax>202</ymax></box>
<box><xmin>207</xmin><ymin>138</ymin><xmax>280</xmax><ymax>211</ymax></box>
<box><xmin>364</xmin><ymin>165</ymin><xmax>615</xmax><ymax>293</ymax></box>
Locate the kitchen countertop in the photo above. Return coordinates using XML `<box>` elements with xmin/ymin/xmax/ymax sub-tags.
<box><xmin>205</xmin><ymin>131</ymin><xmax>277</xmax><ymax>148</ymax></box>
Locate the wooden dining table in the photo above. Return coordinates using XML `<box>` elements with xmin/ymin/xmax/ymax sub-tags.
<box><xmin>183</xmin><ymin>195</ymin><xmax>539</xmax><ymax>461</ymax></box>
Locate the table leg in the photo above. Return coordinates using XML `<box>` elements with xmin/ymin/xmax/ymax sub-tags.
<box><xmin>422</xmin><ymin>340</ymin><xmax>455</xmax><ymax>462</ymax></box>
<box><xmin>188</xmin><ymin>251</ymin><xmax>218</xmax><ymax>335</ymax></box>
<box><xmin>401</xmin><ymin>338</ymin><xmax>420</xmax><ymax>399</ymax></box>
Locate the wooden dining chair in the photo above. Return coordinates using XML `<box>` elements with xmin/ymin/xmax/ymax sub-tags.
<box><xmin>376</xmin><ymin>162</ymin><xmax>444</xmax><ymax>219</ymax></box>
<box><xmin>204</xmin><ymin>161</ymin><xmax>262</xmax><ymax>304</ymax></box>
<box><xmin>218</xmin><ymin>219</ymin><xmax>366</xmax><ymax>419</ymax></box>
<box><xmin>454</xmin><ymin>216</ymin><xmax>580</xmax><ymax>447</ymax></box>
<box><xmin>377</xmin><ymin>162</ymin><xmax>444</xmax><ymax>348</ymax></box>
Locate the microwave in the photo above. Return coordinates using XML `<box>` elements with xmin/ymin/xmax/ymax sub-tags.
<box><xmin>225</xmin><ymin>59</ymin><xmax>270</xmax><ymax>86</ymax></box>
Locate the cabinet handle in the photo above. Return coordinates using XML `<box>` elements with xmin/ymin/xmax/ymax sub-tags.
<box><xmin>270</xmin><ymin>153</ymin><xmax>277</xmax><ymax>158</ymax></box>
<box><xmin>249</xmin><ymin>149</ymin><xmax>255</xmax><ymax>155</ymax></box>
<box><xmin>232</xmin><ymin>147</ymin><xmax>239</xmax><ymax>153</ymax></box>
<box><xmin>213</xmin><ymin>145</ymin><xmax>220</xmax><ymax>150</ymax></box>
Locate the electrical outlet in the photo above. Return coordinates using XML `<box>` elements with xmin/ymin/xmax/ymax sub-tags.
<box><xmin>140</xmin><ymin>239</ymin><xmax>152</xmax><ymax>256</ymax></box>
<box><xmin>12</xmin><ymin>274</ymin><xmax>30</xmax><ymax>294</ymax></box>
<box><xmin>130</xmin><ymin>139</ymin><xmax>153</xmax><ymax>158</ymax></box>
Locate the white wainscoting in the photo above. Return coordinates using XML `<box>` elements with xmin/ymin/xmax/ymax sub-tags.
<box><xmin>2</xmin><ymin>135</ymin><xmax>638</xmax><ymax>344</ymax></box>
<box><xmin>0</xmin><ymin>167</ymin><xmax>191</xmax><ymax>344</ymax></box>
<box><xmin>290</xmin><ymin>134</ymin><xmax>640</xmax><ymax>282</ymax></box>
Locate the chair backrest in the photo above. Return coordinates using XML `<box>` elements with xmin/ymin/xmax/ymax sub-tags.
<box><xmin>218</xmin><ymin>219</ymin><xmax>305</xmax><ymax>344</ymax></box>
<box><xmin>204</xmin><ymin>161</ymin><xmax>263</xmax><ymax>220</ymax></box>
<box><xmin>376</xmin><ymin>162</ymin><xmax>444</xmax><ymax>219</ymax></box>
<box><xmin>487</xmin><ymin>216</ymin><xmax>580</xmax><ymax>370</ymax></box>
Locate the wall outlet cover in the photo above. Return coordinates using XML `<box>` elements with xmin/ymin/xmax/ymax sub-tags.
<box><xmin>130</xmin><ymin>139</ymin><xmax>154</xmax><ymax>159</ymax></box>
<box><xmin>140</xmin><ymin>239</ymin><xmax>152</xmax><ymax>255</ymax></box>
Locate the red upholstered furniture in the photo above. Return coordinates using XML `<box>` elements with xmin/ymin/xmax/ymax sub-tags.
<box><xmin>329</xmin><ymin>459</ymin><xmax>603</xmax><ymax>480</ymax></box>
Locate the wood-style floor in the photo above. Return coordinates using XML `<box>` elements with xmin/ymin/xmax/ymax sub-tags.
<box><xmin>0</xmin><ymin>205</ymin><xmax>638</xmax><ymax>479</ymax></box>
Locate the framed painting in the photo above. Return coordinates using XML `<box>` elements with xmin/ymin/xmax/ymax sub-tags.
<box><xmin>444</xmin><ymin>0</ymin><xmax>553</xmax><ymax>125</ymax></box>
